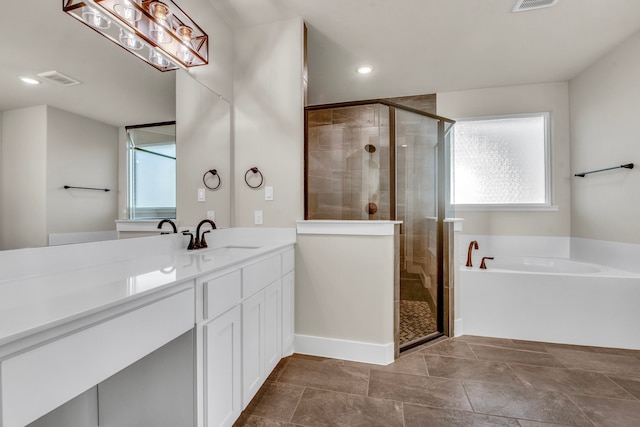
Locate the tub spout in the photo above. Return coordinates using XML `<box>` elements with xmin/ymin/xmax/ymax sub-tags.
<box><xmin>480</xmin><ymin>256</ymin><xmax>494</xmax><ymax>269</ymax></box>
<box><xmin>466</xmin><ymin>240</ymin><xmax>479</xmax><ymax>267</ymax></box>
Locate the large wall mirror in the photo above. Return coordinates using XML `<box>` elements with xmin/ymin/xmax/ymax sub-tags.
<box><xmin>0</xmin><ymin>0</ymin><xmax>231</xmax><ymax>250</ymax></box>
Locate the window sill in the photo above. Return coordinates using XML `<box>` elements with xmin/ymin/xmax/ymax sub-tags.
<box><xmin>453</xmin><ymin>204</ymin><xmax>559</xmax><ymax>212</ymax></box>
<box><xmin>115</xmin><ymin>219</ymin><xmax>179</xmax><ymax>232</ymax></box>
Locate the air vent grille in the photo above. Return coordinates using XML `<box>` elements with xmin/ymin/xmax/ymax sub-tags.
<box><xmin>513</xmin><ymin>0</ymin><xmax>559</xmax><ymax>12</ymax></box>
<box><xmin>36</xmin><ymin>71</ymin><xmax>82</xmax><ymax>87</ymax></box>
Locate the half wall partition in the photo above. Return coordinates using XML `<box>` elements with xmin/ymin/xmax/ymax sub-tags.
<box><xmin>305</xmin><ymin>100</ymin><xmax>455</xmax><ymax>350</ymax></box>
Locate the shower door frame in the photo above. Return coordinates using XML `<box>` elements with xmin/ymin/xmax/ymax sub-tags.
<box><xmin>304</xmin><ymin>100</ymin><xmax>456</xmax><ymax>352</ymax></box>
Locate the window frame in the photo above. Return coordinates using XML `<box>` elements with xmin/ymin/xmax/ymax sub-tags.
<box><xmin>451</xmin><ymin>112</ymin><xmax>556</xmax><ymax>212</ymax></box>
<box><xmin>126</xmin><ymin>121</ymin><xmax>177</xmax><ymax>220</ymax></box>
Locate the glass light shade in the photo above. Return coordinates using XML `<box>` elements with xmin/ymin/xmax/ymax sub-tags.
<box><xmin>177</xmin><ymin>25</ymin><xmax>193</xmax><ymax>43</ymax></box>
<box><xmin>149</xmin><ymin>50</ymin><xmax>170</xmax><ymax>67</ymax></box>
<box><xmin>113</xmin><ymin>0</ymin><xmax>142</xmax><ymax>22</ymax></box>
<box><xmin>149</xmin><ymin>1</ymin><xmax>170</xmax><ymax>20</ymax></box>
<box><xmin>150</xmin><ymin>21</ymin><xmax>172</xmax><ymax>44</ymax></box>
<box><xmin>119</xmin><ymin>28</ymin><xmax>144</xmax><ymax>50</ymax></box>
<box><xmin>82</xmin><ymin>8</ymin><xmax>111</xmax><ymax>29</ymax></box>
<box><xmin>178</xmin><ymin>45</ymin><xmax>194</xmax><ymax>64</ymax></box>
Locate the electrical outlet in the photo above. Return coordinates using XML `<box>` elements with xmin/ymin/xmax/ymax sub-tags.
<box><xmin>265</xmin><ymin>186</ymin><xmax>273</xmax><ymax>201</ymax></box>
<box><xmin>198</xmin><ymin>188</ymin><xmax>205</xmax><ymax>202</ymax></box>
<box><xmin>207</xmin><ymin>211</ymin><xmax>215</xmax><ymax>221</ymax></box>
<box><xmin>254</xmin><ymin>210</ymin><xmax>263</xmax><ymax>225</ymax></box>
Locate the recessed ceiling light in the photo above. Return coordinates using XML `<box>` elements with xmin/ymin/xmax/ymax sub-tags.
<box><xmin>356</xmin><ymin>65</ymin><xmax>374</xmax><ymax>75</ymax></box>
<box><xmin>19</xmin><ymin>76</ymin><xmax>41</xmax><ymax>85</ymax></box>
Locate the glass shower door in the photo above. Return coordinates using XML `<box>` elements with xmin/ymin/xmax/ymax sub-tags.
<box><xmin>395</xmin><ymin>108</ymin><xmax>440</xmax><ymax>348</ymax></box>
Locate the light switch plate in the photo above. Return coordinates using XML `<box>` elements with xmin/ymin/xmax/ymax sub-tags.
<box><xmin>265</xmin><ymin>186</ymin><xmax>273</xmax><ymax>201</ymax></box>
<box><xmin>207</xmin><ymin>211</ymin><xmax>215</xmax><ymax>221</ymax></box>
<box><xmin>198</xmin><ymin>188</ymin><xmax>205</xmax><ymax>202</ymax></box>
<box><xmin>254</xmin><ymin>210</ymin><xmax>263</xmax><ymax>225</ymax></box>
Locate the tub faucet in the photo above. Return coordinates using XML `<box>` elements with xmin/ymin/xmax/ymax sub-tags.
<box><xmin>195</xmin><ymin>219</ymin><xmax>217</xmax><ymax>249</ymax></box>
<box><xmin>466</xmin><ymin>240</ymin><xmax>479</xmax><ymax>267</ymax></box>
<box><xmin>157</xmin><ymin>219</ymin><xmax>177</xmax><ymax>234</ymax></box>
<box><xmin>480</xmin><ymin>256</ymin><xmax>494</xmax><ymax>269</ymax></box>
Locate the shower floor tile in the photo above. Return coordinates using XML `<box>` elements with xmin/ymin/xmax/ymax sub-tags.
<box><xmin>399</xmin><ymin>300</ymin><xmax>437</xmax><ymax>346</ymax></box>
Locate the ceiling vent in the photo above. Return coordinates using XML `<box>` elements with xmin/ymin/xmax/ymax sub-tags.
<box><xmin>513</xmin><ymin>0</ymin><xmax>559</xmax><ymax>12</ymax></box>
<box><xmin>36</xmin><ymin>71</ymin><xmax>82</xmax><ymax>87</ymax></box>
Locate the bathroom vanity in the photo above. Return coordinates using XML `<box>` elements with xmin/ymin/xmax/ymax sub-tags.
<box><xmin>0</xmin><ymin>228</ymin><xmax>296</xmax><ymax>427</ymax></box>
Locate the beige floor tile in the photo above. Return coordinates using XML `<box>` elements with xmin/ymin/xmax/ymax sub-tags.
<box><xmin>464</xmin><ymin>382</ymin><xmax>592</xmax><ymax>426</ymax></box>
<box><xmin>368</xmin><ymin>369</ymin><xmax>472</xmax><ymax>411</ymax></box>
<box><xmin>291</xmin><ymin>388</ymin><xmax>403</xmax><ymax>427</ymax></box>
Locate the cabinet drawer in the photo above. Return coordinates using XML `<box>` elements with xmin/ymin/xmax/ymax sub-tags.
<box><xmin>203</xmin><ymin>270</ymin><xmax>242</xmax><ymax>320</ymax></box>
<box><xmin>242</xmin><ymin>255</ymin><xmax>281</xmax><ymax>297</ymax></box>
<box><xmin>0</xmin><ymin>287</ymin><xmax>194</xmax><ymax>427</ymax></box>
<box><xmin>282</xmin><ymin>248</ymin><xmax>295</xmax><ymax>274</ymax></box>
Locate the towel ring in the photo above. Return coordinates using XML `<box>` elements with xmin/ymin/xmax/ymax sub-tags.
<box><xmin>203</xmin><ymin>169</ymin><xmax>222</xmax><ymax>190</ymax></box>
<box><xmin>244</xmin><ymin>167</ymin><xmax>264</xmax><ymax>189</ymax></box>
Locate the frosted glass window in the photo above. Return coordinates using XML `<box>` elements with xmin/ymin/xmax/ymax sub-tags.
<box><xmin>452</xmin><ymin>114</ymin><xmax>549</xmax><ymax>205</ymax></box>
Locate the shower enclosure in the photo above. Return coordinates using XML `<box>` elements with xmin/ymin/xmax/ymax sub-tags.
<box><xmin>305</xmin><ymin>101</ymin><xmax>455</xmax><ymax>350</ymax></box>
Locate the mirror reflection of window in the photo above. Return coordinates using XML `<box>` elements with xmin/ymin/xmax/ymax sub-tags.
<box><xmin>126</xmin><ymin>122</ymin><xmax>176</xmax><ymax>219</ymax></box>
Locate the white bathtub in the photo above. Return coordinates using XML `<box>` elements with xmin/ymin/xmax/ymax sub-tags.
<box><xmin>458</xmin><ymin>256</ymin><xmax>640</xmax><ymax>350</ymax></box>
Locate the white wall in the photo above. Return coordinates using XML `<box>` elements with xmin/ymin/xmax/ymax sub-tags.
<box><xmin>295</xmin><ymin>233</ymin><xmax>395</xmax><ymax>363</ymax></box>
<box><xmin>1</xmin><ymin>106</ymin><xmax>48</xmax><ymax>249</ymax></box>
<box><xmin>1</xmin><ymin>106</ymin><xmax>118</xmax><ymax>249</ymax></box>
<box><xmin>437</xmin><ymin>82</ymin><xmax>571</xmax><ymax>237</ymax></box>
<box><xmin>47</xmin><ymin>107</ymin><xmax>118</xmax><ymax>234</ymax></box>
<box><xmin>570</xmin><ymin>30</ymin><xmax>640</xmax><ymax>244</ymax></box>
<box><xmin>176</xmin><ymin>71</ymin><xmax>232</xmax><ymax>228</ymax></box>
<box><xmin>233</xmin><ymin>18</ymin><xmax>305</xmax><ymax>227</ymax></box>
<box><xmin>181</xmin><ymin>0</ymin><xmax>234</xmax><ymax>102</ymax></box>
<box><xmin>0</xmin><ymin>112</ymin><xmax>3</xmax><ymax>246</ymax></box>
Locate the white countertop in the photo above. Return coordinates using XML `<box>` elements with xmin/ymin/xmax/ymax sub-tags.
<box><xmin>0</xmin><ymin>228</ymin><xmax>296</xmax><ymax>348</ymax></box>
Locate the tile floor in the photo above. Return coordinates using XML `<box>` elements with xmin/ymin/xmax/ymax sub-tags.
<box><xmin>233</xmin><ymin>335</ymin><xmax>640</xmax><ymax>427</ymax></box>
<box><xmin>399</xmin><ymin>274</ymin><xmax>437</xmax><ymax>346</ymax></box>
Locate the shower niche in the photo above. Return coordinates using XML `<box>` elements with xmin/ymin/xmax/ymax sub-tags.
<box><xmin>305</xmin><ymin>101</ymin><xmax>455</xmax><ymax>349</ymax></box>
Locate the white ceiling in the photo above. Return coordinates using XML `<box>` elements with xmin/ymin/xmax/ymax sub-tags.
<box><xmin>0</xmin><ymin>0</ymin><xmax>176</xmax><ymax>127</ymax></box>
<box><xmin>208</xmin><ymin>0</ymin><xmax>640</xmax><ymax>105</ymax></box>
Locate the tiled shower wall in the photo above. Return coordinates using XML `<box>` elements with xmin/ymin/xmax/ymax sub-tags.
<box><xmin>307</xmin><ymin>105</ymin><xmax>391</xmax><ymax>220</ymax></box>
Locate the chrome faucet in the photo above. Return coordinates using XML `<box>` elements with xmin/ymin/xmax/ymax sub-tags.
<box><xmin>466</xmin><ymin>240</ymin><xmax>479</xmax><ymax>267</ymax></box>
<box><xmin>195</xmin><ymin>219</ymin><xmax>217</xmax><ymax>249</ymax></box>
<box><xmin>157</xmin><ymin>219</ymin><xmax>177</xmax><ymax>234</ymax></box>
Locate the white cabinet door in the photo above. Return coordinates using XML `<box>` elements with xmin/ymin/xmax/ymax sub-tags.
<box><xmin>204</xmin><ymin>306</ymin><xmax>242</xmax><ymax>427</ymax></box>
<box><xmin>241</xmin><ymin>291</ymin><xmax>264</xmax><ymax>408</ymax></box>
<box><xmin>264</xmin><ymin>280</ymin><xmax>282</xmax><ymax>374</ymax></box>
<box><xmin>281</xmin><ymin>271</ymin><xmax>295</xmax><ymax>357</ymax></box>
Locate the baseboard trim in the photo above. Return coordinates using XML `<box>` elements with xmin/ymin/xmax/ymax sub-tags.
<box><xmin>294</xmin><ymin>334</ymin><xmax>394</xmax><ymax>365</ymax></box>
<box><xmin>454</xmin><ymin>318</ymin><xmax>463</xmax><ymax>337</ymax></box>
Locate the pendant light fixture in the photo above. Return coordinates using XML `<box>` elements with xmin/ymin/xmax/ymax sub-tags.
<box><xmin>63</xmin><ymin>0</ymin><xmax>208</xmax><ymax>71</ymax></box>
